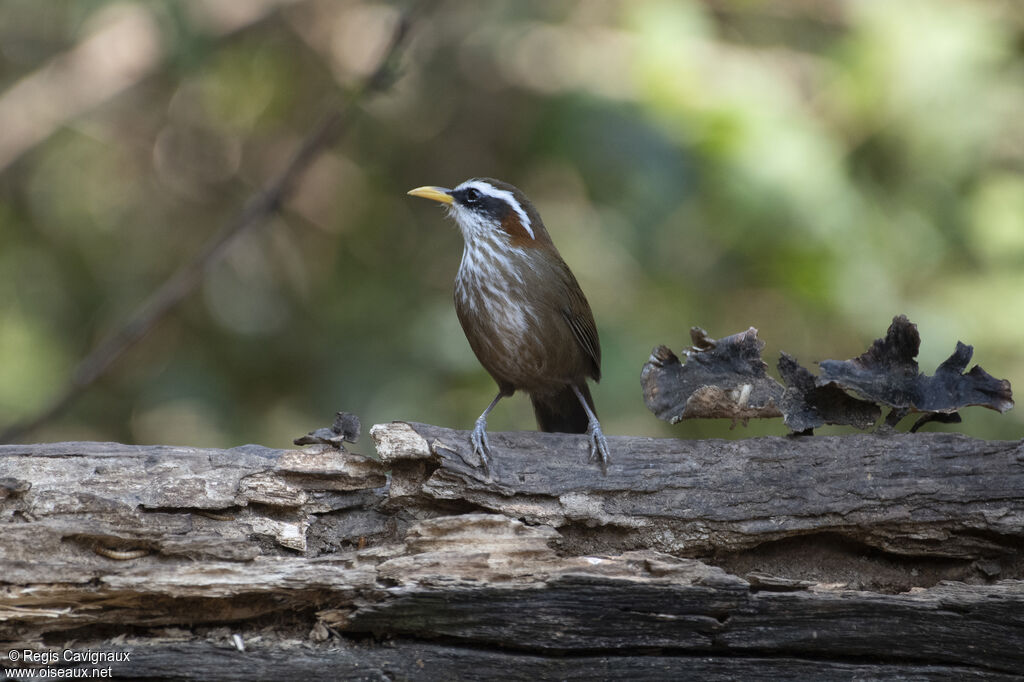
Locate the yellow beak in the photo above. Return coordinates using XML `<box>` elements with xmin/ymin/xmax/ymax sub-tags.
<box><xmin>407</xmin><ymin>186</ymin><xmax>454</xmax><ymax>204</ymax></box>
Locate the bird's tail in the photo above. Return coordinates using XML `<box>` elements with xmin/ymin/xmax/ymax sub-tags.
<box><xmin>531</xmin><ymin>384</ymin><xmax>594</xmax><ymax>434</ymax></box>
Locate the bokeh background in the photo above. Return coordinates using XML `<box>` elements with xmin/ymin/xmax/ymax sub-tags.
<box><xmin>1</xmin><ymin>0</ymin><xmax>1021</xmax><ymax>450</ymax></box>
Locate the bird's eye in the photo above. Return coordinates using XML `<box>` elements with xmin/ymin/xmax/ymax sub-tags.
<box><xmin>464</xmin><ymin>188</ymin><xmax>481</xmax><ymax>203</ymax></box>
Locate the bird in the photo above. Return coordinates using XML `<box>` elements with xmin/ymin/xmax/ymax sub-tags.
<box><xmin>408</xmin><ymin>177</ymin><xmax>610</xmax><ymax>473</ymax></box>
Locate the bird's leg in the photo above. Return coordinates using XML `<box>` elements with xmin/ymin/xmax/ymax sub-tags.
<box><xmin>571</xmin><ymin>385</ymin><xmax>611</xmax><ymax>474</ymax></box>
<box><xmin>471</xmin><ymin>391</ymin><xmax>504</xmax><ymax>473</ymax></box>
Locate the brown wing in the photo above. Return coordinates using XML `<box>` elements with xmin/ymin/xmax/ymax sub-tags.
<box><xmin>559</xmin><ymin>268</ymin><xmax>601</xmax><ymax>382</ymax></box>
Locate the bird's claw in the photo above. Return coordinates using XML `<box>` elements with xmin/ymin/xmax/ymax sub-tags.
<box><xmin>470</xmin><ymin>416</ymin><xmax>492</xmax><ymax>474</ymax></box>
<box><xmin>587</xmin><ymin>418</ymin><xmax>611</xmax><ymax>475</ymax></box>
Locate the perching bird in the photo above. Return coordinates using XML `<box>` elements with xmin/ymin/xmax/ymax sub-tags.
<box><xmin>408</xmin><ymin>178</ymin><xmax>610</xmax><ymax>473</ymax></box>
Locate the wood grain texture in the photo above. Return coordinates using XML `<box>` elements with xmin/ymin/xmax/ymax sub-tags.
<box><xmin>1</xmin><ymin>427</ymin><xmax>1022</xmax><ymax>678</ymax></box>
<box><xmin>75</xmin><ymin>642</ymin><xmax>1024</xmax><ymax>681</ymax></box>
<box><xmin>381</xmin><ymin>423</ymin><xmax>1024</xmax><ymax>558</ymax></box>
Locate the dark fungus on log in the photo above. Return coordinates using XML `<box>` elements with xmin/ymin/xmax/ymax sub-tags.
<box><xmin>818</xmin><ymin>315</ymin><xmax>1014</xmax><ymax>427</ymax></box>
<box><xmin>642</xmin><ymin>314</ymin><xmax>1013</xmax><ymax>433</ymax></box>
<box><xmin>778</xmin><ymin>351</ymin><xmax>882</xmax><ymax>433</ymax></box>
<box><xmin>641</xmin><ymin>327</ymin><xmax>785</xmax><ymax>424</ymax></box>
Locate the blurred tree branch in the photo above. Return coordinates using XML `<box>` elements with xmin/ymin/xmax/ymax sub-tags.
<box><xmin>0</xmin><ymin>1</ymin><xmax>302</xmax><ymax>174</ymax></box>
<box><xmin>0</xmin><ymin>4</ymin><xmax>418</xmax><ymax>443</ymax></box>
<box><xmin>701</xmin><ymin>0</ymin><xmax>849</xmax><ymax>29</ymax></box>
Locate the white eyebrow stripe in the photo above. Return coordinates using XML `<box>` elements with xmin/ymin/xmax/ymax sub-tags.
<box><xmin>459</xmin><ymin>180</ymin><xmax>534</xmax><ymax>239</ymax></box>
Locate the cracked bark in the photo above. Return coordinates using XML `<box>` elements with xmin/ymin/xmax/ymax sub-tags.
<box><xmin>1</xmin><ymin>425</ymin><xmax>1022</xmax><ymax>679</ymax></box>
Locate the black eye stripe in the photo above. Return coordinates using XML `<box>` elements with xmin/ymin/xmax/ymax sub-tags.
<box><xmin>453</xmin><ymin>186</ymin><xmax>503</xmax><ymax>214</ymax></box>
<box><xmin>452</xmin><ymin>189</ymin><xmax>511</xmax><ymax>223</ymax></box>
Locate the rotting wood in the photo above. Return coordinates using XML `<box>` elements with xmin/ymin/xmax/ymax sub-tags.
<box><xmin>41</xmin><ymin>641</ymin><xmax>1024</xmax><ymax>681</ymax></box>
<box><xmin>376</xmin><ymin>423</ymin><xmax>1024</xmax><ymax>559</ymax></box>
<box><xmin>0</xmin><ymin>427</ymin><xmax>1022</xmax><ymax>679</ymax></box>
<box><xmin>641</xmin><ymin>317</ymin><xmax>1014</xmax><ymax>434</ymax></box>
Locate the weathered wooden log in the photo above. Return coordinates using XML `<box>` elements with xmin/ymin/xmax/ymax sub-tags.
<box><xmin>47</xmin><ymin>642</ymin><xmax>1024</xmax><ymax>681</ymax></box>
<box><xmin>0</xmin><ymin>425</ymin><xmax>1022</xmax><ymax>679</ymax></box>
<box><xmin>375</xmin><ymin>423</ymin><xmax>1024</xmax><ymax>559</ymax></box>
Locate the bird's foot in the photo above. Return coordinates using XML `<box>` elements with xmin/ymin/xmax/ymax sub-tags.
<box><xmin>470</xmin><ymin>416</ymin><xmax>492</xmax><ymax>475</ymax></box>
<box><xmin>586</xmin><ymin>417</ymin><xmax>611</xmax><ymax>475</ymax></box>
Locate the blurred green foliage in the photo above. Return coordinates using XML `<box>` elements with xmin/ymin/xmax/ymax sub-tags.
<box><xmin>0</xmin><ymin>0</ymin><xmax>1021</xmax><ymax>449</ymax></box>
